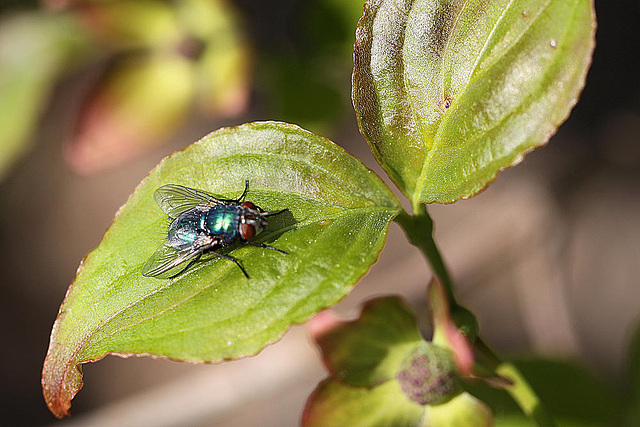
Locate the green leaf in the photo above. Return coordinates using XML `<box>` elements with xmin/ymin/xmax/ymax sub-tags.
<box><xmin>511</xmin><ymin>360</ymin><xmax>621</xmax><ymax>423</ymax></box>
<box><xmin>188</xmin><ymin>0</ymin><xmax>252</xmax><ymax>115</ymax></box>
<box><xmin>466</xmin><ymin>359</ymin><xmax>623</xmax><ymax>426</ymax></box>
<box><xmin>303</xmin><ymin>378</ymin><xmax>425</xmax><ymax>427</ymax></box>
<box><xmin>303</xmin><ymin>379</ymin><xmax>492</xmax><ymax>427</ymax></box>
<box><xmin>424</xmin><ymin>392</ymin><xmax>493</xmax><ymax>427</ymax></box>
<box><xmin>77</xmin><ymin>0</ymin><xmax>182</xmax><ymax>48</ymax></box>
<box><xmin>0</xmin><ymin>11</ymin><xmax>91</xmax><ymax>180</ymax></box>
<box><xmin>316</xmin><ymin>296</ymin><xmax>424</xmax><ymax>387</ymax></box>
<box><xmin>42</xmin><ymin>121</ymin><xmax>401</xmax><ymax>418</ymax></box>
<box><xmin>353</xmin><ymin>0</ymin><xmax>596</xmax><ymax>205</ymax></box>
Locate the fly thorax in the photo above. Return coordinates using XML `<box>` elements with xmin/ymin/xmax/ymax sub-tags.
<box><xmin>204</xmin><ymin>206</ymin><xmax>240</xmax><ymax>241</ymax></box>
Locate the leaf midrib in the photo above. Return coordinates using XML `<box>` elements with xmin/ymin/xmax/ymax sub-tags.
<box><xmin>412</xmin><ymin>0</ymin><xmax>554</xmax><ymax>206</ymax></box>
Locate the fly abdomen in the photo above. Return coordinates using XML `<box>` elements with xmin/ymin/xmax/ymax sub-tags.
<box><xmin>167</xmin><ymin>210</ymin><xmax>202</xmax><ymax>250</ymax></box>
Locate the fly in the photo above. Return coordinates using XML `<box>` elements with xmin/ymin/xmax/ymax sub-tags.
<box><xmin>142</xmin><ymin>180</ymin><xmax>287</xmax><ymax>278</ymax></box>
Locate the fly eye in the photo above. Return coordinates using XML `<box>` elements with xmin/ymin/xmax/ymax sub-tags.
<box><xmin>241</xmin><ymin>201</ymin><xmax>256</xmax><ymax>210</ymax></box>
<box><xmin>241</xmin><ymin>223</ymin><xmax>255</xmax><ymax>239</ymax></box>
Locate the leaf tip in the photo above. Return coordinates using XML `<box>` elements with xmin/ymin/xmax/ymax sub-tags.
<box><xmin>41</xmin><ymin>353</ymin><xmax>83</xmax><ymax>419</ymax></box>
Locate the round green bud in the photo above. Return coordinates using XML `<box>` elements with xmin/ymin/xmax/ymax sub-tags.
<box><xmin>396</xmin><ymin>343</ymin><xmax>463</xmax><ymax>406</ymax></box>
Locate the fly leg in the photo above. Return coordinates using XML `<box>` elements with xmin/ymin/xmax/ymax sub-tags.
<box><xmin>168</xmin><ymin>253</ymin><xmax>202</xmax><ymax>279</ymax></box>
<box><xmin>262</xmin><ymin>208</ymin><xmax>289</xmax><ymax>216</ymax></box>
<box><xmin>209</xmin><ymin>251</ymin><xmax>250</xmax><ymax>278</ymax></box>
<box><xmin>218</xmin><ymin>180</ymin><xmax>250</xmax><ymax>205</ymax></box>
<box><xmin>245</xmin><ymin>241</ymin><xmax>288</xmax><ymax>255</ymax></box>
<box><xmin>235</xmin><ymin>180</ymin><xmax>249</xmax><ymax>203</ymax></box>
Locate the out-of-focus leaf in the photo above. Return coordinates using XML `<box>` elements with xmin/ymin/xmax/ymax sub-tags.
<box><xmin>179</xmin><ymin>0</ymin><xmax>252</xmax><ymax>115</ymax></box>
<box><xmin>316</xmin><ymin>296</ymin><xmax>424</xmax><ymax>387</ymax></box>
<box><xmin>66</xmin><ymin>52</ymin><xmax>195</xmax><ymax>174</ymax></box>
<box><xmin>0</xmin><ymin>10</ymin><xmax>91</xmax><ymax>180</ymax></box>
<box><xmin>304</xmin><ymin>0</ymin><xmax>367</xmax><ymax>59</ymax></box>
<box><xmin>304</xmin><ymin>379</ymin><xmax>491</xmax><ymax>427</ymax></box>
<box><xmin>425</xmin><ymin>392</ymin><xmax>492</xmax><ymax>427</ymax></box>
<box><xmin>303</xmin><ymin>379</ymin><xmax>425</xmax><ymax>427</ymax></box>
<box><xmin>261</xmin><ymin>55</ymin><xmax>343</xmax><ymax>136</ymax></box>
<box><xmin>353</xmin><ymin>0</ymin><xmax>596</xmax><ymax>204</ymax></box>
<box><xmin>628</xmin><ymin>320</ymin><xmax>640</xmax><ymax>397</ymax></box>
<box><xmin>197</xmin><ymin>41</ymin><xmax>251</xmax><ymax>115</ymax></box>
<box><xmin>176</xmin><ymin>0</ymin><xmax>237</xmax><ymax>41</ymax></box>
<box><xmin>513</xmin><ymin>360</ymin><xmax>621</xmax><ymax>423</ymax></box>
<box><xmin>76</xmin><ymin>0</ymin><xmax>182</xmax><ymax>48</ymax></box>
<box><xmin>43</xmin><ymin>121</ymin><xmax>401</xmax><ymax>418</ymax></box>
<box><xmin>466</xmin><ymin>359</ymin><xmax>623</xmax><ymax>426</ymax></box>
<box><xmin>257</xmin><ymin>0</ymin><xmax>363</xmax><ymax>135</ymax></box>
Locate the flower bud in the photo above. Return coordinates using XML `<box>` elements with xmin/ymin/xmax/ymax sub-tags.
<box><xmin>396</xmin><ymin>342</ymin><xmax>462</xmax><ymax>406</ymax></box>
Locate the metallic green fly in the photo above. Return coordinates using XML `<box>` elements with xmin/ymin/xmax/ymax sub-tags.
<box><xmin>142</xmin><ymin>181</ymin><xmax>287</xmax><ymax>278</ymax></box>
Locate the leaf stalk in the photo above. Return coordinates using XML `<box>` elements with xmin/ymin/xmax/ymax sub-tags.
<box><xmin>395</xmin><ymin>204</ymin><xmax>456</xmax><ymax>306</ymax></box>
<box><xmin>395</xmin><ymin>204</ymin><xmax>557</xmax><ymax>427</ymax></box>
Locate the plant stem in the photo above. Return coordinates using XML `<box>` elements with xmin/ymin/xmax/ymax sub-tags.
<box><xmin>395</xmin><ymin>204</ymin><xmax>557</xmax><ymax>427</ymax></box>
<box><xmin>395</xmin><ymin>204</ymin><xmax>457</xmax><ymax>307</ymax></box>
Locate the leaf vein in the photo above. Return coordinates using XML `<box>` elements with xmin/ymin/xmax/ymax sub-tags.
<box><xmin>413</xmin><ymin>0</ymin><xmax>554</xmax><ymax>206</ymax></box>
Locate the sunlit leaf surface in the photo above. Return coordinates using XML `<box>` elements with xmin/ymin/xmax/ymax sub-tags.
<box><xmin>42</xmin><ymin>121</ymin><xmax>400</xmax><ymax>418</ymax></box>
<box><xmin>353</xmin><ymin>0</ymin><xmax>596</xmax><ymax>204</ymax></box>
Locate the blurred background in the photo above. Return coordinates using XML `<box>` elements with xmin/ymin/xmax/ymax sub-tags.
<box><xmin>0</xmin><ymin>0</ymin><xmax>638</xmax><ymax>425</ymax></box>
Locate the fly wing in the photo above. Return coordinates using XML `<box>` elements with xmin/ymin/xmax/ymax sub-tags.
<box><xmin>141</xmin><ymin>239</ymin><xmax>204</xmax><ymax>277</ymax></box>
<box><xmin>154</xmin><ymin>184</ymin><xmax>222</xmax><ymax>218</ymax></box>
